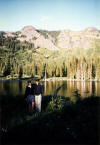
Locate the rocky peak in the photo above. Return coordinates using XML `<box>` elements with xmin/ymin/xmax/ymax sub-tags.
<box><xmin>18</xmin><ymin>25</ymin><xmax>40</xmax><ymax>41</ymax></box>
<box><xmin>17</xmin><ymin>26</ymin><xmax>59</xmax><ymax>50</ymax></box>
<box><xmin>21</xmin><ymin>25</ymin><xmax>36</xmax><ymax>32</ymax></box>
<box><xmin>84</xmin><ymin>27</ymin><xmax>98</xmax><ymax>32</ymax></box>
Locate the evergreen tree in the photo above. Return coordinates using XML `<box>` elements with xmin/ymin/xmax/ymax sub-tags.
<box><xmin>3</xmin><ymin>56</ymin><xmax>11</xmax><ymax>76</ymax></box>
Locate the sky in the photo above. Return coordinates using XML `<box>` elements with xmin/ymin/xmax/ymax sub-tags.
<box><xmin>0</xmin><ymin>0</ymin><xmax>100</xmax><ymax>31</ymax></box>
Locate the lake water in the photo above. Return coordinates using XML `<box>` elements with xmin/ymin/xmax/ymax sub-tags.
<box><xmin>0</xmin><ymin>80</ymin><xmax>100</xmax><ymax>98</ymax></box>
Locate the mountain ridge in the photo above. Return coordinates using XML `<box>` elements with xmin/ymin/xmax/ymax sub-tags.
<box><xmin>3</xmin><ymin>25</ymin><xmax>100</xmax><ymax>50</ymax></box>
<box><xmin>0</xmin><ymin>26</ymin><xmax>100</xmax><ymax>79</ymax></box>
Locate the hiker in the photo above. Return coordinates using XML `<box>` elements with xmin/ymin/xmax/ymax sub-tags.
<box><xmin>34</xmin><ymin>79</ymin><xmax>44</xmax><ymax>112</ymax></box>
<box><xmin>25</xmin><ymin>80</ymin><xmax>35</xmax><ymax>112</ymax></box>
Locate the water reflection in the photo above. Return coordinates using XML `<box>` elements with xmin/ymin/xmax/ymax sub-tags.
<box><xmin>0</xmin><ymin>80</ymin><xmax>100</xmax><ymax>98</ymax></box>
<box><xmin>3</xmin><ymin>81</ymin><xmax>10</xmax><ymax>95</ymax></box>
<box><xmin>44</xmin><ymin>81</ymin><xmax>47</xmax><ymax>93</ymax></box>
<box><xmin>55</xmin><ymin>81</ymin><xmax>100</xmax><ymax>98</ymax></box>
<box><xmin>18</xmin><ymin>80</ymin><xmax>22</xmax><ymax>92</ymax></box>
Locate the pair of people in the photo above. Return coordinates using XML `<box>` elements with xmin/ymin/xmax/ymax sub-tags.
<box><xmin>25</xmin><ymin>79</ymin><xmax>44</xmax><ymax>113</ymax></box>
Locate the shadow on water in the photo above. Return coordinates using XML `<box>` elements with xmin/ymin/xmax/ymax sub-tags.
<box><xmin>3</xmin><ymin>81</ymin><xmax>10</xmax><ymax>95</ymax></box>
<box><xmin>1</xmin><ymin>92</ymin><xmax>100</xmax><ymax>145</ymax></box>
<box><xmin>18</xmin><ymin>80</ymin><xmax>23</xmax><ymax>92</ymax></box>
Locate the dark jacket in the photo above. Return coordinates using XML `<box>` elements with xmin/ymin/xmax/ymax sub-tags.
<box><xmin>33</xmin><ymin>84</ymin><xmax>44</xmax><ymax>95</ymax></box>
<box><xmin>25</xmin><ymin>85</ymin><xmax>34</xmax><ymax>98</ymax></box>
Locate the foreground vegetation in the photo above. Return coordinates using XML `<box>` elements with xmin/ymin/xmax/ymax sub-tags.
<box><xmin>1</xmin><ymin>91</ymin><xmax>100</xmax><ymax>144</ymax></box>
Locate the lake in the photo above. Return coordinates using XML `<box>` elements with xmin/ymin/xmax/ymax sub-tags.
<box><xmin>0</xmin><ymin>80</ymin><xmax>100</xmax><ymax>98</ymax></box>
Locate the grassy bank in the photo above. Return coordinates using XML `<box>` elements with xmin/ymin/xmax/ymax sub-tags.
<box><xmin>0</xmin><ymin>75</ymin><xmax>41</xmax><ymax>81</ymax></box>
<box><xmin>1</xmin><ymin>93</ymin><xmax>100</xmax><ymax>145</ymax></box>
<box><xmin>1</xmin><ymin>76</ymin><xmax>100</xmax><ymax>81</ymax></box>
<box><xmin>42</xmin><ymin>77</ymin><xmax>100</xmax><ymax>82</ymax></box>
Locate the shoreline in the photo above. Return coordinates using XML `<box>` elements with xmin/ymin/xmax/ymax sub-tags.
<box><xmin>42</xmin><ymin>77</ymin><xmax>100</xmax><ymax>82</ymax></box>
<box><xmin>0</xmin><ymin>76</ymin><xmax>100</xmax><ymax>82</ymax></box>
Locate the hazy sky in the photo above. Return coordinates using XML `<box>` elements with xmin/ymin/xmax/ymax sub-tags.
<box><xmin>0</xmin><ymin>0</ymin><xmax>100</xmax><ymax>31</ymax></box>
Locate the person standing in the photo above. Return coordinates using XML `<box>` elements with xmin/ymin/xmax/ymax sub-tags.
<box><xmin>34</xmin><ymin>79</ymin><xmax>44</xmax><ymax>112</ymax></box>
<box><xmin>25</xmin><ymin>80</ymin><xmax>35</xmax><ymax>113</ymax></box>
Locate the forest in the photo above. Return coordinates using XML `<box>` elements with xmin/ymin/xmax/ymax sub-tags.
<box><xmin>0</xmin><ymin>31</ymin><xmax>100</xmax><ymax>80</ymax></box>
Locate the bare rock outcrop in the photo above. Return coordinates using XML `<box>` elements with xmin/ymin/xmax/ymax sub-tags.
<box><xmin>17</xmin><ymin>26</ymin><xmax>58</xmax><ymax>50</ymax></box>
<box><xmin>57</xmin><ymin>28</ymin><xmax>100</xmax><ymax>49</ymax></box>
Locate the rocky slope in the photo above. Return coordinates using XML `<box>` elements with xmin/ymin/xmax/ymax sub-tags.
<box><xmin>57</xmin><ymin>27</ymin><xmax>100</xmax><ymax>49</ymax></box>
<box><xmin>17</xmin><ymin>26</ymin><xmax>58</xmax><ymax>50</ymax></box>
<box><xmin>4</xmin><ymin>26</ymin><xmax>100</xmax><ymax>50</ymax></box>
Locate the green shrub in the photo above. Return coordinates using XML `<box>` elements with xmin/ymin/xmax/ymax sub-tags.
<box><xmin>46</xmin><ymin>96</ymin><xmax>67</xmax><ymax>111</ymax></box>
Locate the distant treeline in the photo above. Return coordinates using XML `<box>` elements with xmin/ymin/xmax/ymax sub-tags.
<box><xmin>0</xmin><ymin>32</ymin><xmax>100</xmax><ymax>80</ymax></box>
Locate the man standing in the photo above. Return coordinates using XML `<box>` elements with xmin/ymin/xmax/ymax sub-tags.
<box><xmin>34</xmin><ymin>79</ymin><xmax>44</xmax><ymax>112</ymax></box>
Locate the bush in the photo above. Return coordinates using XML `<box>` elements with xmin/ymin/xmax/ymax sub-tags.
<box><xmin>46</xmin><ymin>96</ymin><xmax>68</xmax><ymax>111</ymax></box>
